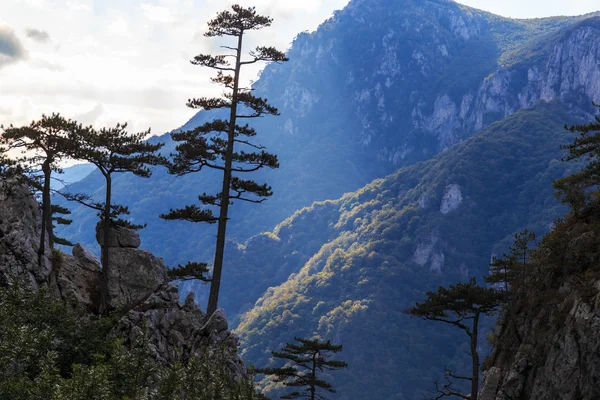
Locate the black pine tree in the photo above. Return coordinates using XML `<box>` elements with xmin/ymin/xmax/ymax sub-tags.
<box><xmin>67</xmin><ymin>123</ymin><xmax>166</xmax><ymax>313</ymax></box>
<box><xmin>161</xmin><ymin>5</ymin><xmax>288</xmax><ymax>316</ymax></box>
<box><xmin>259</xmin><ymin>337</ymin><xmax>348</xmax><ymax>400</ymax></box>
<box><xmin>406</xmin><ymin>279</ymin><xmax>506</xmax><ymax>400</ymax></box>
<box><xmin>0</xmin><ymin>114</ymin><xmax>82</xmax><ymax>265</ymax></box>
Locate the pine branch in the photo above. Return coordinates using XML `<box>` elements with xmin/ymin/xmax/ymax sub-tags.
<box><xmin>168</xmin><ymin>262</ymin><xmax>211</xmax><ymax>283</ymax></box>
<box><xmin>160</xmin><ymin>205</ymin><xmax>218</xmax><ymax>224</ymax></box>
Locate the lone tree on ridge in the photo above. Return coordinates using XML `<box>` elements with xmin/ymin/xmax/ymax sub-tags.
<box><xmin>161</xmin><ymin>4</ymin><xmax>288</xmax><ymax>316</ymax></box>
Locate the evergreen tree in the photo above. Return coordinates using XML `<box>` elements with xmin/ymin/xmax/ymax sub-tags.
<box><xmin>259</xmin><ymin>337</ymin><xmax>348</xmax><ymax>400</ymax></box>
<box><xmin>0</xmin><ymin>151</ymin><xmax>29</xmax><ymax>194</ymax></box>
<box><xmin>0</xmin><ymin>114</ymin><xmax>82</xmax><ymax>265</ymax></box>
<box><xmin>51</xmin><ymin>205</ymin><xmax>74</xmax><ymax>247</ymax></box>
<box><xmin>160</xmin><ymin>5</ymin><xmax>288</xmax><ymax>317</ymax></box>
<box><xmin>67</xmin><ymin>123</ymin><xmax>166</xmax><ymax>314</ymax></box>
<box><xmin>406</xmin><ymin>279</ymin><xmax>506</xmax><ymax>400</ymax></box>
<box><xmin>553</xmin><ymin>103</ymin><xmax>600</xmax><ymax>217</ymax></box>
<box><xmin>485</xmin><ymin>229</ymin><xmax>537</xmax><ymax>292</ymax></box>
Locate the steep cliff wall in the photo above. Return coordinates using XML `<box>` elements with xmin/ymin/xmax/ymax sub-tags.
<box><xmin>480</xmin><ymin>224</ymin><xmax>600</xmax><ymax>400</ymax></box>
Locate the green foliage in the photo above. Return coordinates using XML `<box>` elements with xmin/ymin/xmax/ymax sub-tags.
<box><xmin>236</xmin><ymin>103</ymin><xmax>578</xmax><ymax>399</ymax></box>
<box><xmin>407</xmin><ymin>278</ymin><xmax>506</xmax><ymax>322</ymax></box>
<box><xmin>0</xmin><ymin>285</ymin><xmax>266</xmax><ymax>399</ymax></box>
<box><xmin>168</xmin><ymin>262</ymin><xmax>211</xmax><ymax>283</ymax></box>
<box><xmin>52</xmin><ymin>204</ymin><xmax>74</xmax><ymax>246</ymax></box>
<box><xmin>258</xmin><ymin>337</ymin><xmax>347</xmax><ymax>400</ymax></box>
<box><xmin>553</xmin><ymin>103</ymin><xmax>600</xmax><ymax>218</ymax></box>
<box><xmin>1</xmin><ymin>113</ymin><xmax>86</xmax><ymax>260</ymax></box>
<box><xmin>485</xmin><ymin>229</ymin><xmax>537</xmax><ymax>292</ymax></box>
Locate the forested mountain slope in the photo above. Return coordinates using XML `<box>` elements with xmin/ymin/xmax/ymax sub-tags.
<box><xmin>57</xmin><ymin>1</ymin><xmax>600</xmax><ymax>271</ymax></box>
<box><xmin>235</xmin><ymin>103</ymin><xmax>586</xmax><ymax>399</ymax></box>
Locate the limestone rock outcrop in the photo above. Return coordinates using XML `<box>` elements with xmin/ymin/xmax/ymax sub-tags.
<box><xmin>96</xmin><ymin>224</ymin><xmax>141</xmax><ymax>248</ymax></box>
<box><xmin>0</xmin><ymin>182</ymin><xmax>246</xmax><ymax>379</ymax></box>
<box><xmin>105</xmin><ymin>247</ymin><xmax>168</xmax><ymax>309</ymax></box>
<box><xmin>0</xmin><ymin>183</ymin><xmax>51</xmax><ymax>289</ymax></box>
<box><xmin>479</xmin><ymin>229</ymin><xmax>600</xmax><ymax>400</ymax></box>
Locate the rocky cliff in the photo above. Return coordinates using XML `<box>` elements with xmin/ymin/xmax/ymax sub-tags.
<box><xmin>0</xmin><ymin>180</ymin><xmax>245</xmax><ymax>379</ymax></box>
<box><xmin>479</xmin><ymin>224</ymin><xmax>600</xmax><ymax>400</ymax></box>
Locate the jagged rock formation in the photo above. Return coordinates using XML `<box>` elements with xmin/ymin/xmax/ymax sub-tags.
<box><xmin>0</xmin><ymin>183</ymin><xmax>51</xmax><ymax>288</ymax></box>
<box><xmin>0</xmin><ymin>181</ymin><xmax>245</xmax><ymax>378</ymax></box>
<box><xmin>96</xmin><ymin>223</ymin><xmax>142</xmax><ymax>248</ymax></box>
<box><xmin>479</xmin><ymin>227</ymin><xmax>600</xmax><ymax>400</ymax></box>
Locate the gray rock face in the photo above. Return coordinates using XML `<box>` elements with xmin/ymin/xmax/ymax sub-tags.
<box><xmin>105</xmin><ymin>247</ymin><xmax>168</xmax><ymax>309</ymax></box>
<box><xmin>412</xmin><ymin>21</ymin><xmax>600</xmax><ymax>154</ymax></box>
<box><xmin>96</xmin><ymin>224</ymin><xmax>141</xmax><ymax>248</ymax></box>
<box><xmin>52</xmin><ymin>249</ymin><xmax>101</xmax><ymax>311</ymax></box>
<box><xmin>0</xmin><ymin>184</ymin><xmax>246</xmax><ymax>378</ymax></box>
<box><xmin>0</xmin><ymin>183</ymin><xmax>51</xmax><ymax>288</ymax></box>
<box><xmin>72</xmin><ymin>243</ymin><xmax>101</xmax><ymax>271</ymax></box>
<box><xmin>117</xmin><ymin>297</ymin><xmax>245</xmax><ymax>380</ymax></box>
<box><xmin>479</xmin><ymin>230</ymin><xmax>600</xmax><ymax>400</ymax></box>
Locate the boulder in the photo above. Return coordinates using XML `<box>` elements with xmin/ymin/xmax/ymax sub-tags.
<box><xmin>105</xmin><ymin>247</ymin><xmax>168</xmax><ymax>309</ymax></box>
<box><xmin>96</xmin><ymin>224</ymin><xmax>141</xmax><ymax>248</ymax></box>
<box><xmin>52</xmin><ymin>249</ymin><xmax>101</xmax><ymax>311</ymax></box>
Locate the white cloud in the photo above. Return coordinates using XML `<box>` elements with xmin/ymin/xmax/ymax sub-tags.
<box><xmin>0</xmin><ymin>0</ymin><xmax>598</xmax><ymax>146</ymax></box>
<box><xmin>141</xmin><ymin>3</ymin><xmax>176</xmax><ymax>23</ymax></box>
<box><xmin>108</xmin><ymin>17</ymin><xmax>131</xmax><ymax>37</ymax></box>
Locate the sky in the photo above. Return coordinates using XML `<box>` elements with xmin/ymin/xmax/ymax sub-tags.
<box><xmin>0</xmin><ymin>0</ymin><xmax>598</xmax><ymax>138</ymax></box>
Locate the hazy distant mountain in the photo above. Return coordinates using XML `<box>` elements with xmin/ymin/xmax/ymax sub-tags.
<box><xmin>51</xmin><ymin>164</ymin><xmax>95</xmax><ymax>191</ymax></box>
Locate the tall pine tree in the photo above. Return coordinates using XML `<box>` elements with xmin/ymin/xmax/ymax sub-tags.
<box><xmin>0</xmin><ymin>114</ymin><xmax>82</xmax><ymax>265</ymax></box>
<box><xmin>259</xmin><ymin>337</ymin><xmax>348</xmax><ymax>400</ymax></box>
<box><xmin>67</xmin><ymin>123</ymin><xmax>165</xmax><ymax>313</ymax></box>
<box><xmin>161</xmin><ymin>5</ymin><xmax>288</xmax><ymax>316</ymax></box>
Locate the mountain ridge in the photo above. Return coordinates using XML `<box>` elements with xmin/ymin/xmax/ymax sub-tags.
<box><xmin>57</xmin><ymin>1</ymin><xmax>600</xmax><ymax>269</ymax></box>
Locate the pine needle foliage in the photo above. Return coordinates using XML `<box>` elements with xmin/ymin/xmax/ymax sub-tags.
<box><xmin>554</xmin><ymin>102</ymin><xmax>600</xmax><ymax>218</ymax></box>
<box><xmin>485</xmin><ymin>229</ymin><xmax>537</xmax><ymax>293</ymax></box>
<box><xmin>161</xmin><ymin>4</ymin><xmax>288</xmax><ymax>317</ymax></box>
<box><xmin>406</xmin><ymin>279</ymin><xmax>506</xmax><ymax>400</ymax></box>
<box><xmin>259</xmin><ymin>337</ymin><xmax>348</xmax><ymax>400</ymax></box>
<box><xmin>67</xmin><ymin>123</ymin><xmax>167</xmax><ymax>314</ymax></box>
<box><xmin>0</xmin><ymin>114</ymin><xmax>84</xmax><ymax>265</ymax></box>
<box><xmin>51</xmin><ymin>204</ymin><xmax>74</xmax><ymax>247</ymax></box>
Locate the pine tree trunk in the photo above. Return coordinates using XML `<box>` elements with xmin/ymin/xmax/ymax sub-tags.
<box><xmin>310</xmin><ymin>352</ymin><xmax>317</xmax><ymax>400</ymax></box>
<box><xmin>470</xmin><ymin>311</ymin><xmax>480</xmax><ymax>400</ymax></box>
<box><xmin>38</xmin><ymin>160</ymin><xmax>52</xmax><ymax>265</ymax></box>
<box><xmin>206</xmin><ymin>31</ymin><xmax>244</xmax><ymax>317</ymax></box>
<box><xmin>100</xmin><ymin>174</ymin><xmax>112</xmax><ymax>314</ymax></box>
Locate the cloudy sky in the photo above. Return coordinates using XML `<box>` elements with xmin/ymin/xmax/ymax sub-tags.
<box><xmin>0</xmin><ymin>0</ymin><xmax>598</xmax><ymax>137</ymax></box>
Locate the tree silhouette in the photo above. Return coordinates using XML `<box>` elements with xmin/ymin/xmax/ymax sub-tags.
<box><xmin>554</xmin><ymin>102</ymin><xmax>600</xmax><ymax>217</ymax></box>
<box><xmin>406</xmin><ymin>279</ymin><xmax>506</xmax><ymax>400</ymax></box>
<box><xmin>67</xmin><ymin>123</ymin><xmax>166</xmax><ymax>313</ymax></box>
<box><xmin>259</xmin><ymin>337</ymin><xmax>348</xmax><ymax>400</ymax></box>
<box><xmin>161</xmin><ymin>5</ymin><xmax>288</xmax><ymax>317</ymax></box>
<box><xmin>0</xmin><ymin>114</ymin><xmax>82</xmax><ymax>265</ymax></box>
<box><xmin>485</xmin><ymin>229</ymin><xmax>537</xmax><ymax>293</ymax></box>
